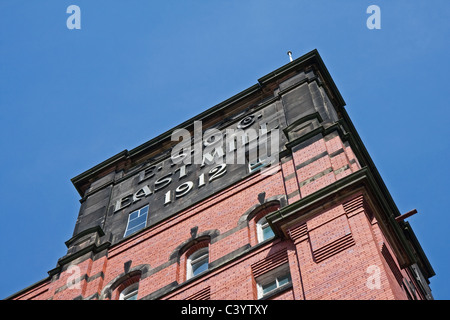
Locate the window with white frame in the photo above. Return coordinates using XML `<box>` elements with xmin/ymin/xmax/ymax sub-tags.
<box><xmin>124</xmin><ymin>205</ymin><xmax>149</xmax><ymax>238</ymax></box>
<box><xmin>186</xmin><ymin>247</ymin><xmax>209</xmax><ymax>280</ymax></box>
<box><xmin>256</xmin><ymin>217</ymin><xmax>275</xmax><ymax>243</ymax></box>
<box><xmin>256</xmin><ymin>264</ymin><xmax>292</xmax><ymax>299</ymax></box>
<box><xmin>119</xmin><ymin>282</ymin><xmax>139</xmax><ymax>300</ymax></box>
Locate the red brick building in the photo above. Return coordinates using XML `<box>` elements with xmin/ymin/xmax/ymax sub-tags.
<box><xmin>8</xmin><ymin>49</ymin><xmax>434</xmax><ymax>300</ymax></box>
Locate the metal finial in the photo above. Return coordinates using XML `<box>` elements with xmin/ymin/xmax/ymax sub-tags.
<box><xmin>287</xmin><ymin>51</ymin><xmax>293</xmax><ymax>62</ymax></box>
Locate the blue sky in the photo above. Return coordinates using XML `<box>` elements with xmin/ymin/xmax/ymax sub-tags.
<box><xmin>0</xmin><ymin>1</ymin><xmax>448</xmax><ymax>299</ymax></box>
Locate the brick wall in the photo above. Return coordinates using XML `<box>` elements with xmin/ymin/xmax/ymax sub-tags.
<box><xmin>12</xmin><ymin>131</ymin><xmax>421</xmax><ymax>300</ymax></box>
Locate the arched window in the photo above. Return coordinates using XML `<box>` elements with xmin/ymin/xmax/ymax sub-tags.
<box><xmin>119</xmin><ymin>282</ymin><xmax>139</xmax><ymax>300</ymax></box>
<box><xmin>256</xmin><ymin>216</ymin><xmax>275</xmax><ymax>243</ymax></box>
<box><xmin>243</xmin><ymin>200</ymin><xmax>281</xmax><ymax>246</ymax></box>
<box><xmin>176</xmin><ymin>238</ymin><xmax>211</xmax><ymax>282</ymax></box>
<box><xmin>186</xmin><ymin>247</ymin><xmax>209</xmax><ymax>280</ymax></box>
<box><xmin>112</xmin><ymin>273</ymin><xmax>141</xmax><ymax>300</ymax></box>
<box><xmin>99</xmin><ymin>266</ymin><xmax>149</xmax><ymax>300</ymax></box>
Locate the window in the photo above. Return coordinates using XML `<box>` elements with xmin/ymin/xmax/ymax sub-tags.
<box><xmin>249</xmin><ymin>158</ymin><xmax>271</xmax><ymax>173</ymax></box>
<box><xmin>256</xmin><ymin>217</ymin><xmax>275</xmax><ymax>243</ymax></box>
<box><xmin>124</xmin><ymin>205</ymin><xmax>149</xmax><ymax>237</ymax></box>
<box><xmin>119</xmin><ymin>283</ymin><xmax>139</xmax><ymax>300</ymax></box>
<box><xmin>186</xmin><ymin>247</ymin><xmax>209</xmax><ymax>280</ymax></box>
<box><xmin>256</xmin><ymin>264</ymin><xmax>292</xmax><ymax>299</ymax></box>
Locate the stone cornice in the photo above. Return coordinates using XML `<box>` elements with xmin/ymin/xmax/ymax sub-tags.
<box><xmin>70</xmin><ymin>49</ymin><xmax>345</xmax><ymax>197</ymax></box>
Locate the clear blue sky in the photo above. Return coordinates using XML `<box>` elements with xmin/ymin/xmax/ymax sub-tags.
<box><xmin>0</xmin><ymin>1</ymin><xmax>448</xmax><ymax>300</ymax></box>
